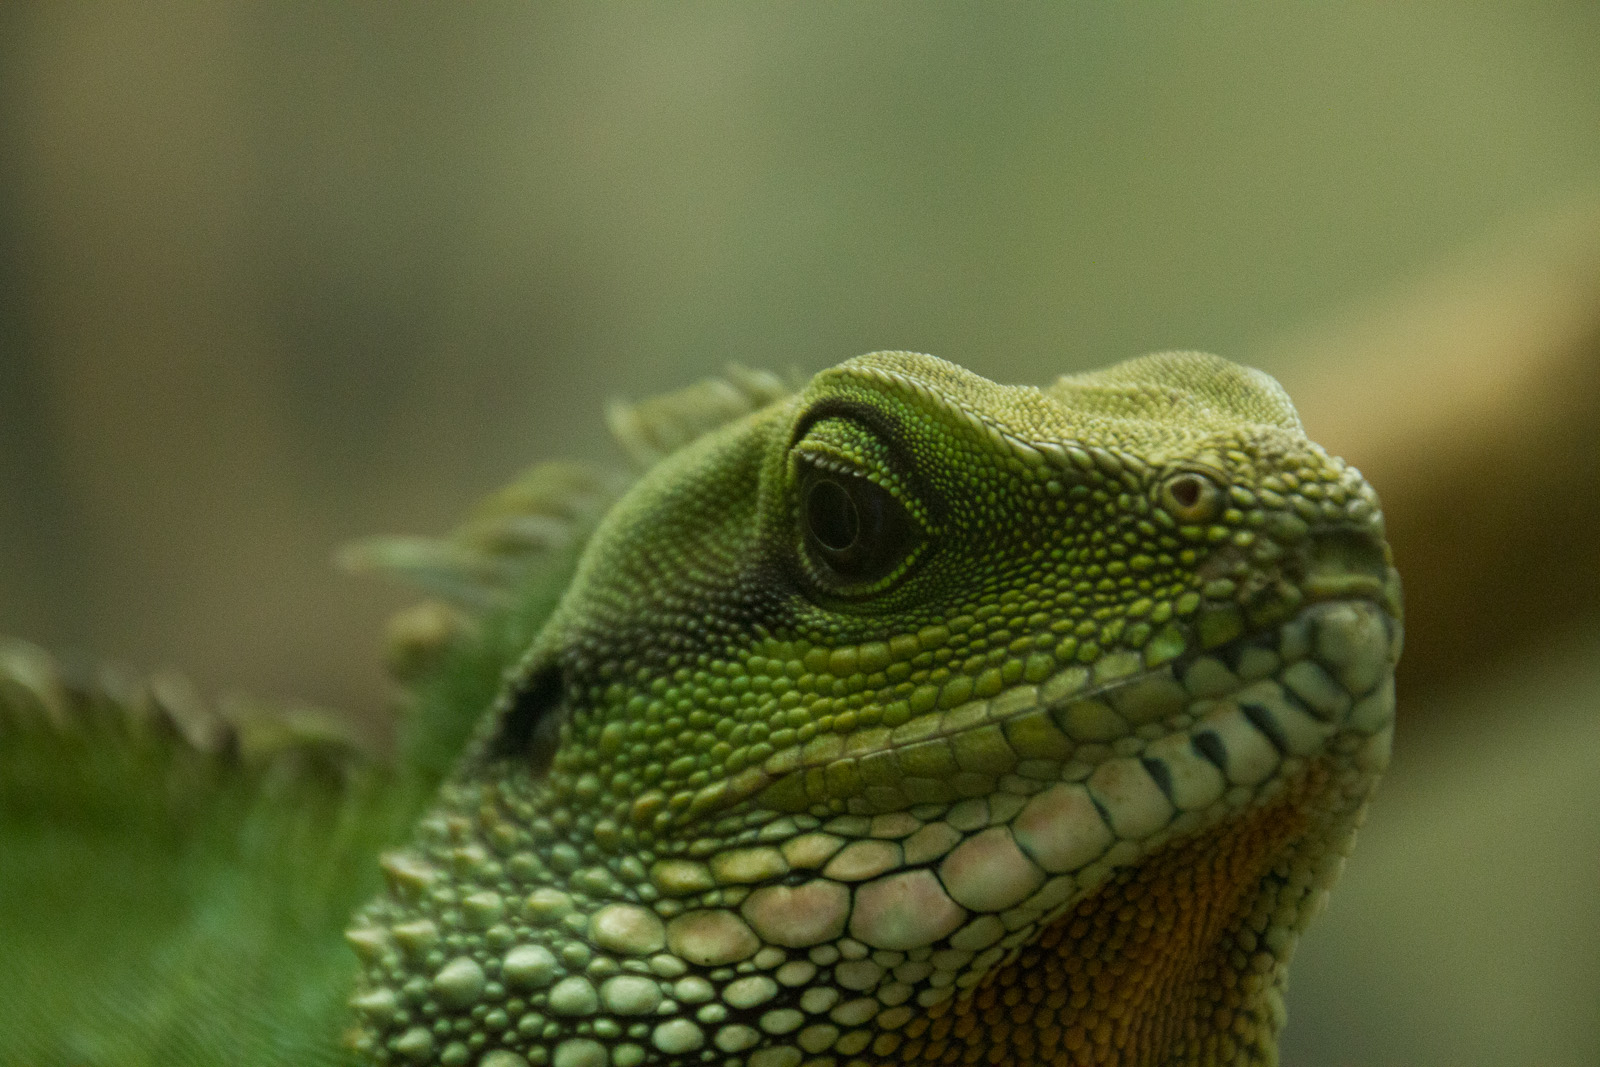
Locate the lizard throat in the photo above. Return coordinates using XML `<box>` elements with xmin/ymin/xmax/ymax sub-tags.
<box><xmin>897</xmin><ymin>764</ymin><xmax>1343</xmax><ymax>1067</ymax></box>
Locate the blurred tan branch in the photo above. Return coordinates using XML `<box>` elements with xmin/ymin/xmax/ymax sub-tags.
<box><xmin>1270</xmin><ymin>197</ymin><xmax>1600</xmax><ymax>722</ymax></box>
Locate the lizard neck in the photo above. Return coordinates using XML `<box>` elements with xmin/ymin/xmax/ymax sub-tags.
<box><xmin>895</xmin><ymin>762</ymin><xmax>1346</xmax><ymax>1066</ymax></box>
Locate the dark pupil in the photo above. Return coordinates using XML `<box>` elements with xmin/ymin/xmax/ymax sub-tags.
<box><xmin>807</xmin><ymin>478</ymin><xmax>860</xmax><ymax>551</ymax></box>
<box><xmin>1170</xmin><ymin>475</ymin><xmax>1202</xmax><ymax>509</ymax></box>
<box><xmin>798</xmin><ymin>464</ymin><xmax>917</xmax><ymax>587</ymax></box>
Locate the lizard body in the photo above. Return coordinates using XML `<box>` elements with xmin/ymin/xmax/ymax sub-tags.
<box><xmin>0</xmin><ymin>351</ymin><xmax>1399</xmax><ymax>1067</ymax></box>
<box><xmin>347</xmin><ymin>351</ymin><xmax>1400</xmax><ymax>1067</ymax></box>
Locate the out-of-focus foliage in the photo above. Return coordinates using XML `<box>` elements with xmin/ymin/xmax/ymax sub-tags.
<box><xmin>5</xmin><ymin>4</ymin><xmax>1600</xmax><ymax>720</ymax></box>
<box><xmin>1</xmin><ymin>5</ymin><xmax>1597</xmax><ymax>1064</ymax></box>
<box><xmin>0</xmin><ymin>640</ymin><xmax>388</xmax><ymax>1065</ymax></box>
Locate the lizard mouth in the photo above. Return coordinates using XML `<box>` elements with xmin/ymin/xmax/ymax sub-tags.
<box><xmin>745</xmin><ymin>580</ymin><xmax>1401</xmax><ymax>825</ymax></box>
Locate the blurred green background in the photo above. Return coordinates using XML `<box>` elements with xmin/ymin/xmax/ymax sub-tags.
<box><xmin>1</xmin><ymin>5</ymin><xmax>1596</xmax><ymax>1064</ymax></box>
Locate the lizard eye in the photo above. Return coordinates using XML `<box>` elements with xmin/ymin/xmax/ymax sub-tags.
<box><xmin>800</xmin><ymin>465</ymin><xmax>917</xmax><ymax>587</ymax></box>
<box><xmin>1159</xmin><ymin>470</ymin><xmax>1225</xmax><ymax>524</ymax></box>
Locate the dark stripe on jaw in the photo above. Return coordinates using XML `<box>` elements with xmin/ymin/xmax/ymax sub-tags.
<box><xmin>1191</xmin><ymin>730</ymin><xmax>1228</xmax><ymax>773</ymax></box>
<box><xmin>1140</xmin><ymin>756</ymin><xmax>1175</xmax><ymax>803</ymax></box>
<box><xmin>1239</xmin><ymin>701</ymin><xmax>1290</xmax><ymax>756</ymax></box>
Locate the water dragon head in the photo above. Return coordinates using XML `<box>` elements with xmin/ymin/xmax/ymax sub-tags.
<box><xmin>348</xmin><ymin>351</ymin><xmax>1401</xmax><ymax>1067</ymax></box>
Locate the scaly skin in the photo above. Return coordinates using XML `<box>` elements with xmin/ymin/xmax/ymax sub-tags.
<box><xmin>347</xmin><ymin>351</ymin><xmax>1401</xmax><ymax>1067</ymax></box>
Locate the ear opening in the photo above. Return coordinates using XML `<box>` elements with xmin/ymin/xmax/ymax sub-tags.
<box><xmin>488</xmin><ymin>661</ymin><xmax>565</xmax><ymax>776</ymax></box>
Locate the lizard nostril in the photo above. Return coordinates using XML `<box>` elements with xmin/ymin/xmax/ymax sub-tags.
<box><xmin>1300</xmin><ymin>527</ymin><xmax>1389</xmax><ymax>597</ymax></box>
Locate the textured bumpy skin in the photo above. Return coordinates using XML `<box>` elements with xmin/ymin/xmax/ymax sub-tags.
<box><xmin>347</xmin><ymin>352</ymin><xmax>1402</xmax><ymax>1067</ymax></box>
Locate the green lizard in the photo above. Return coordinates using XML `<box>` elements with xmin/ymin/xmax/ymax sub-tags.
<box><xmin>0</xmin><ymin>351</ymin><xmax>1400</xmax><ymax>1067</ymax></box>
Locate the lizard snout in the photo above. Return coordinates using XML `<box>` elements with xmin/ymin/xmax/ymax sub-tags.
<box><xmin>1298</xmin><ymin>525</ymin><xmax>1392</xmax><ymax>601</ymax></box>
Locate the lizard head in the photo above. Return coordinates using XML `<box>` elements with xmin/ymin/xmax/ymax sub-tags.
<box><xmin>349</xmin><ymin>351</ymin><xmax>1401</xmax><ymax>1067</ymax></box>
